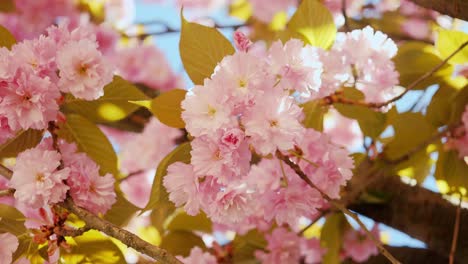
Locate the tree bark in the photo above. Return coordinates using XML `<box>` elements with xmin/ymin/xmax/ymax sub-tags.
<box><xmin>348</xmin><ymin>174</ymin><xmax>468</xmax><ymax>262</ymax></box>
<box><xmin>407</xmin><ymin>0</ymin><xmax>468</xmax><ymax>21</ymax></box>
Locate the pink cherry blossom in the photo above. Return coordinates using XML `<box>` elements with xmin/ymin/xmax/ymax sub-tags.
<box><xmin>120</xmin><ymin>171</ymin><xmax>152</xmax><ymax>208</ymax></box>
<box><xmin>324</xmin><ymin>108</ymin><xmax>363</xmax><ymax>149</ymax></box>
<box><xmin>250</xmin><ymin>0</ymin><xmax>295</xmax><ymax>23</ymax></box>
<box><xmin>120</xmin><ymin>117</ymin><xmax>182</xmax><ymax>173</ymax></box>
<box><xmin>0</xmin><ymin>117</ymin><xmax>14</xmax><ymax>145</ymax></box>
<box><xmin>182</xmin><ymin>79</ymin><xmax>237</xmax><ymax>137</ymax></box>
<box><xmin>177</xmin><ymin>247</ymin><xmax>217</xmax><ymax>264</ymax></box>
<box><xmin>233</xmin><ymin>30</ymin><xmax>252</xmax><ymax>52</ymax></box>
<box><xmin>163</xmin><ymin>162</ymin><xmax>201</xmax><ymax>215</ymax></box>
<box><xmin>255</xmin><ymin>227</ymin><xmax>303</xmax><ymax>264</ymax></box>
<box><xmin>9</xmin><ymin>147</ymin><xmax>70</xmax><ymax>209</ymax></box>
<box><xmin>0</xmin><ymin>70</ymin><xmax>60</xmax><ymax>131</ymax></box>
<box><xmin>0</xmin><ymin>232</ymin><xmax>19</xmax><ymax>264</ymax></box>
<box><xmin>242</xmin><ymin>90</ymin><xmax>305</xmax><ymax>155</ymax></box>
<box><xmin>301</xmin><ymin>238</ymin><xmax>326</xmax><ymax>264</ymax></box>
<box><xmin>56</xmin><ymin>39</ymin><xmax>114</xmax><ymax>100</ymax></box>
<box><xmin>343</xmin><ymin>225</ymin><xmax>380</xmax><ymax>262</ymax></box>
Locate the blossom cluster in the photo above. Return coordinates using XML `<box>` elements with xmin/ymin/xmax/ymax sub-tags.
<box><xmin>9</xmin><ymin>139</ymin><xmax>116</xmax><ymax>215</ymax></box>
<box><xmin>0</xmin><ymin>22</ymin><xmax>114</xmax><ymax>144</ymax></box>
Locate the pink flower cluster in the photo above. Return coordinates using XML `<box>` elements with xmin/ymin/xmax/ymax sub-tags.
<box><xmin>177</xmin><ymin>247</ymin><xmax>217</xmax><ymax>264</ymax></box>
<box><xmin>0</xmin><ymin>22</ymin><xmax>114</xmax><ymax>143</ymax></box>
<box><xmin>255</xmin><ymin>228</ymin><xmax>325</xmax><ymax>264</ymax></box>
<box><xmin>113</xmin><ymin>43</ymin><xmax>183</xmax><ymax>91</ymax></box>
<box><xmin>0</xmin><ymin>232</ymin><xmax>19</xmax><ymax>264</ymax></box>
<box><xmin>163</xmin><ymin>36</ymin><xmax>354</xmax><ymax>230</ymax></box>
<box><xmin>9</xmin><ymin>139</ymin><xmax>116</xmax><ymax>214</ymax></box>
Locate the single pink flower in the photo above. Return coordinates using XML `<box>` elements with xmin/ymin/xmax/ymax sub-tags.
<box><xmin>177</xmin><ymin>247</ymin><xmax>217</xmax><ymax>264</ymax></box>
<box><xmin>255</xmin><ymin>227</ymin><xmax>303</xmax><ymax>264</ymax></box>
<box><xmin>233</xmin><ymin>30</ymin><xmax>252</xmax><ymax>52</ymax></box>
<box><xmin>301</xmin><ymin>238</ymin><xmax>326</xmax><ymax>264</ymax></box>
<box><xmin>343</xmin><ymin>225</ymin><xmax>380</xmax><ymax>262</ymax></box>
<box><xmin>0</xmin><ymin>232</ymin><xmax>19</xmax><ymax>264</ymax></box>
<box><xmin>163</xmin><ymin>162</ymin><xmax>201</xmax><ymax>215</ymax></box>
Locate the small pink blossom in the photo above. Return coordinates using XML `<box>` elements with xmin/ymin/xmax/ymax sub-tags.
<box><xmin>177</xmin><ymin>247</ymin><xmax>217</xmax><ymax>264</ymax></box>
<box><xmin>57</xmin><ymin>39</ymin><xmax>113</xmax><ymax>100</ymax></box>
<box><xmin>163</xmin><ymin>162</ymin><xmax>201</xmax><ymax>215</ymax></box>
<box><xmin>233</xmin><ymin>30</ymin><xmax>252</xmax><ymax>52</ymax></box>
<box><xmin>301</xmin><ymin>238</ymin><xmax>326</xmax><ymax>264</ymax></box>
<box><xmin>343</xmin><ymin>225</ymin><xmax>380</xmax><ymax>262</ymax></box>
<box><xmin>0</xmin><ymin>232</ymin><xmax>19</xmax><ymax>264</ymax></box>
<box><xmin>9</xmin><ymin>147</ymin><xmax>70</xmax><ymax>209</ymax></box>
<box><xmin>0</xmin><ymin>117</ymin><xmax>14</xmax><ymax>145</ymax></box>
<box><xmin>250</xmin><ymin>0</ymin><xmax>295</xmax><ymax>23</ymax></box>
<box><xmin>255</xmin><ymin>228</ymin><xmax>303</xmax><ymax>264</ymax></box>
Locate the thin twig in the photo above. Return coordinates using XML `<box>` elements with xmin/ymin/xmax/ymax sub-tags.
<box><xmin>341</xmin><ymin>0</ymin><xmax>350</xmax><ymax>31</ymax></box>
<box><xmin>55</xmin><ymin>226</ymin><xmax>91</xmax><ymax>237</ymax></box>
<box><xmin>0</xmin><ymin>164</ymin><xmax>182</xmax><ymax>264</ymax></box>
<box><xmin>117</xmin><ymin>169</ymin><xmax>145</xmax><ymax>183</ymax></box>
<box><xmin>0</xmin><ymin>188</ymin><xmax>14</xmax><ymax>197</ymax></box>
<box><xmin>276</xmin><ymin>151</ymin><xmax>401</xmax><ymax>264</ymax></box>
<box><xmin>298</xmin><ymin>210</ymin><xmax>329</xmax><ymax>235</ymax></box>
<box><xmin>449</xmin><ymin>193</ymin><xmax>462</xmax><ymax>264</ymax></box>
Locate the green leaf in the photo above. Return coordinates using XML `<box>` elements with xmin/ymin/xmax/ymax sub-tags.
<box><xmin>435</xmin><ymin>150</ymin><xmax>468</xmax><ymax>190</ymax></box>
<box><xmin>436</xmin><ymin>29</ymin><xmax>468</xmax><ymax>64</ymax></box>
<box><xmin>384</xmin><ymin>112</ymin><xmax>435</xmax><ymax>160</ymax></box>
<box><xmin>62</xmin><ymin>230</ymin><xmax>126</xmax><ymax>264</ymax></box>
<box><xmin>151</xmin><ymin>89</ymin><xmax>187</xmax><ymax>128</ymax></box>
<box><xmin>320</xmin><ymin>213</ymin><xmax>347</xmax><ymax>264</ymax></box>
<box><xmin>104</xmin><ymin>190</ymin><xmax>140</xmax><ymax>227</ymax></box>
<box><xmin>0</xmin><ymin>25</ymin><xmax>16</xmax><ymax>49</ymax></box>
<box><xmin>160</xmin><ymin>231</ymin><xmax>206</xmax><ymax>257</ymax></box>
<box><xmin>232</xmin><ymin>230</ymin><xmax>267</xmax><ymax>263</ymax></box>
<box><xmin>334</xmin><ymin>104</ymin><xmax>386</xmax><ymax>139</ymax></box>
<box><xmin>394</xmin><ymin>42</ymin><xmax>452</xmax><ymax>89</ymax></box>
<box><xmin>449</xmin><ymin>85</ymin><xmax>468</xmax><ymax>125</ymax></box>
<box><xmin>0</xmin><ymin>129</ymin><xmax>43</xmax><ymax>158</ymax></box>
<box><xmin>62</xmin><ymin>76</ymin><xmax>149</xmax><ymax>123</ymax></box>
<box><xmin>301</xmin><ymin>100</ymin><xmax>327</xmax><ymax>131</ymax></box>
<box><xmin>288</xmin><ymin>0</ymin><xmax>336</xmax><ymax>49</ymax></box>
<box><xmin>0</xmin><ymin>0</ymin><xmax>15</xmax><ymax>12</ymax></box>
<box><xmin>143</xmin><ymin>142</ymin><xmax>192</xmax><ymax>212</ymax></box>
<box><xmin>0</xmin><ymin>204</ymin><xmax>27</xmax><ymax>236</ymax></box>
<box><xmin>150</xmin><ymin>201</ymin><xmax>176</xmax><ymax>232</ymax></box>
<box><xmin>426</xmin><ymin>85</ymin><xmax>457</xmax><ymax>127</ymax></box>
<box><xmin>396</xmin><ymin>151</ymin><xmax>433</xmax><ymax>184</ymax></box>
<box><xmin>167</xmin><ymin>211</ymin><xmax>212</xmax><ymax>233</ymax></box>
<box><xmin>179</xmin><ymin>12</ymin><xmax>235</xmax><ymax>85</ymax></box>
<box><xmin>57</xmin><ymin>114</ymin><xmax>118</xmax><ymax>176</ymax></box>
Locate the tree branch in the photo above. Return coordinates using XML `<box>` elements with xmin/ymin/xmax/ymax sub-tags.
<box><xmin>407</xmin><ymin>0</ymin><xmax>468</xmax><ymax>21</ymax></box>
<box><xmin>366</xmin><ymin>246</ymin><xmax>452</xmax><ymax>264</ymax></box>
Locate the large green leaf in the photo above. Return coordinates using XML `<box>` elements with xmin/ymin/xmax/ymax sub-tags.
<box><xmin>0</xmin><ymin>129</ymin><xmax>43</xmax><ymax>158</ymax></box>
<box><xmin>143</xmin><ymin>142</ymin><xmax>192</xmax><ymax>212</ymax></box>
<box><xmin>301</xmin><ymin>100</ymin><xmax>327</xmax><ymax>131</ymax></box>
<box><xmin>449</xmin><ymin>85</ymin><xmax>468</xmax><ymax>125</ymax></box>
<box><xmin>334</xmin><ymin>104</ymin><xmax>386</xmax><ymax>139</ymax></box>
<box><xmin>62</xmin><ymin>230</ymin><xmax>126</xmax><ymax>264</ymax></box>
<box><xmin>151</xmin><ymin>89</ymin><xmax>187</xmax><ymax>128</ymax></box>
<box><xmin>426</xmin><ymin>85</ymin><xmax>457</xmax><ymax>127</ymax></box>
<box><xmin>436</xmin><ymin>29</ymin><xmax>468</xmax><ymax>64</ymax></box>
<box><xmin>62</xmin><ymin>76</ymin><xmax>149</xmax><ymax>123</ymax></box>
<box><xmin>0</xmin><ymin>204</ymin><xmax>27</xmax><ymax>236</ymax></box>
<box><xmin>435</xmin><ymin>150</ymin><xmax>468</xmax><ymax>190</ymax></box>
<box><xmin>167</xmin><ymin>211</ymin><xmax>212</xmax><ymax>233</ymax></box>
<box><xmin>0</xmin><ymin>25</ymin><xmax>16</xmax><ymax>49</ymax></box>
<box><xmin>57</xmin><ymin>114</ymin><xmax>118</xmax><ymax>176</ymax></box>
<box><xmin>179</xmin><ymin>12</ymin><xmax>235</xmax><ymax>85</ymax></box>
<box><xmin>160</xmin><ymin>231</ymin><xmax>206</xmax><ymax>257</ymax></box>
<box><xmin>384</xmin><ymin>112</ymin><xmax>435</xmax><ymax>160</ymax></box>
<box><xmin>150</xmin><ymin>201</ymin><xmax>176</xmax><ymax>232</ymax></box>
<box><xmin>288</xmin><ymin>0</ymin><xmax>336</xmax><ymax>49</ymax></box>
<box><xmin>104</xmin><ymin>190</ymin><xmax>140</xmax><ymax>227</ymax></box>
<box><xmin>320</xmin><ymin>213</ymin><xmax>346</xmax><ymax>264</ymax></box>
<box><xmin>394</xmin><ymin>42</ymin><xmax>452</xmax><ymax>89</ymax></box>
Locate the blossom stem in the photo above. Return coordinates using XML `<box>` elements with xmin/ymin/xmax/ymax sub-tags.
<box><xmin>276</xmin><ymin>150</ymin><xmax>402</xmax><ymax>264</ymax></box>
<box><xmin>0</xmin><ymin>188</ymin><xmax>15</xmax><ymax>197</ymax></box>
<box><xmin>0</xmin><ymin>164</ymin><xmax>182</xmax><ymax>264</ymax></box>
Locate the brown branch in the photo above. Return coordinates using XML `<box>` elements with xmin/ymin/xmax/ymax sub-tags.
<box><xmin>0</xmin><ymin>188</ymin><xmax>15</xmax><ymax>197</ymax></box>
<box><xmin>407</xmin><ymin>0</ymin><xmax>468</xmax><ymax>21</ymax></box>
<box><xmin>275</xmin><ymin>151</ymin><xmax>401</xmax><ymax>264</ymax></box>
<box><xmin>54</xmin><ymin>226</ymin><xmax>91</xmax><ymax>237</ymax></box>
<box><xmin>0</xmin><ymin>164</ymin><xmax>181</xmax><ymax>264</ymax></box>
<box><xmin>366</xmin><ymin>246</ymin><xmax>451</xmax><ymax>264</ymax></box>
<box><xmin>449</xmin><ymin>193</ymin><xmax>462</xmax><ymax>264</ymax></box>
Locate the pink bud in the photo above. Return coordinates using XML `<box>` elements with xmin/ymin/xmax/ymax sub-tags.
<box><xmin>234</xmin><ymin>30</ymin><xmax>252</xmax><ymax>52</ymax></box>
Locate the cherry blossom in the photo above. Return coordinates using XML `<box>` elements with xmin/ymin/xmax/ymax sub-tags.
<box><xmin>342</xmin><ymin>225</ymin><xmax>380</xmax><ymax>262</ymax></box>
<box><xmin>163</xmin><ymin>162</ymin><xmax>201</xmax><ymax>215</ymax></box>
<box><xmin>255</xmin><ymin>227</ymin><xmax>304</xmax><ymax>264</ymax></box>
<box><xmin>177</xmin><ymin>247</ymin><xmax>217</xmax><ymax>264</ymax></box>
<box><xmin>0</xmin><ymin>232</ymin><xmax>19</xmax><ymax>264</ymax></box>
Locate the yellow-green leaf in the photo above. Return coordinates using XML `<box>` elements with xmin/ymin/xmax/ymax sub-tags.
<box><xmin>436</xmin><ymin>29</ymin><xmax>468</xmax><ymax>64</ymax></box>
<box><xmin>435</xmin><ymin>150</ymin><xmax>468</xmax><ymax>190</ymax></box>
<box><xmin>334</xmin><ymin>104</ymin><xmax>386</xmax><ymax>139</ymax></box>
<box><xmin>57</xmin><ymin>114</ymin><xmax>118</xmax><ymax>176</ymax></box>
<box><xmin>104</xmin><ymin>190</ymin><xmax>140</xmax><ymax>227</ymax></box>
<box><xmin>150</xmin><ymin>201</ymin><xmax>176</xmax><ymax>232</ymax></box>
<box><xmin>232</xmin><ymin>230</ymin><xmax>267</xmax><ymax>263</ymax></box>
<box><xmin>450</xmin><ymin>85</ymin><xmax>468</xmax><ymax>124</ymax></box>
<box><xmin>179</xmin><ymin>12</ymin><xmax>235</xmax><ymax>84</ymax></box>
<box><xmin>288</xmin><ymin>0</ymin><xmax>336</xmax><ymax>49</ymax></box>
<box><xmin>0</xmin><ymin>25</ymin><xmax>16</xmax><ymax>49</ymax></box>
<box><xmin>229</xmin><ymin>0</ymin><xmax>252</xmax><ymax>21</ymax></box>
<box><xmin>160</xmin><ymin>231</ymin><xmax>206</xmax><ymax>257</ymax></box>
<box><xmin>301</xmin><ymin>100</ymin><xmax>328</xmax><ymax>131</ymax></box>
<box><xmin>426</xmin><ymin>85</ymin><xmax>457</xmax><ymax>127</ymax></box>
<box><xmin>62</xmin><ymin>76</ymin><xmax>149</xmax><ymax>123</ymax></box>
<box><xmin>150</xmin><ymin>89</ymin><xmax>187</xmax><ymax>128</ymax></box>
<box><xmin>143</xmin><ymin>142</ymin><xmax>192</xmax><ymax>212</ymax></box>
<box><xmin>167</xmin><ymin>211</ymin><xmax>212</xmax><ymax>233</ymax></box>
<box><xmin>320</xmin><ymin>213</ymin><xmax>347</xmax><ymax>264</ymax></box>
<box><xmin>62</xmin><ymin>230</ymin><xmax>126</xmax><ymax>264</ymax></box>
<box><xmin>0</xmin><ymin>0</ymin><xmax>15</xmax><ymax>12</ymax></box>
<box><xmin>0</xmin><ymin>204</ymin><xmax>27</xmax><ymax>236</ymax></box>
<box><xmin>0</xmin><ymin>129</ymin><xmax>43</xmax><ymax>158</ymax></box>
